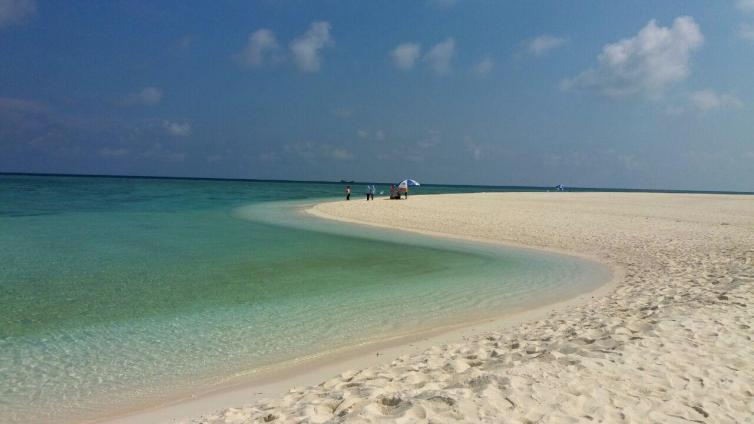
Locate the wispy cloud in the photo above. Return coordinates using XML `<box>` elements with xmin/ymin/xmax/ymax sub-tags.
<box><xmin>144</xmin><ymin>142</ymin><xmax>186</xmax><ymax>162</ymax></box>
<box><xmin>471</xmin><ymin>55</ymin><xmax>493</xmax><ymax>75</ymax></box>
<box><xmin>290</xmin><ymin>21</ymin><xmax>334</xmax><ymax>72</ymax></box>
<box><xmin>0</xmin><ymin>97</ymin><xmax>50</xmax><ymax>142</ymax></box>
<box><xmin>737</xmin><ymin>0</ymin><xmax>754</xmax><ymax>12</ymax></box>
<box><xmin>417</xmin><ymin>129</ymin><xmax>441</xmax><ymax>148</ymax></box>
<box><xmin>331</xmin><ymin>147</ymin><xmax>354</xmax><ymax>160</ymax></box>
<box><xmin>0</xmin><ymin>97</ymin><xmax>47</xmax><ymax>114</ymax></box>
<box><xmin>462</xmin><ymin>136</ymin><xmax>507</xmax><ymax>161</ymax></box>
<box><xmin>391</xmin><ymin>43</ymin><xmax>421</xmax><ymax>70</ymax></box>
<box><xmin>0</xmin><ymin>0</ymin><xmax>36</xmax><ymax>28</ymax></box>
<box><xmin>735</xmin><ymin>2</ymin><xmax>754</xmax><ymax>43</ymax></box>
<box><xmin>355</xmin><ymin>129</ymin><xmax>386</xmax><ymax>141</ymax></box>
<box><xmin>464</xmin><ymin>136</ymin><xmax>484</xmax><ymax>160</ymax></box>
<box><xmin>123</xmin><ymin>87</ymin><xmax>163</xmax><ymax>107</ymax></box>
<box><xmin>163</xmin><ymin>120</ymin><xmax>191</xmax><ymax>137</ymax></box>
<box><xmin>423</xmin><ymin>38</ymin><xmax>455</xmax><ymax>75</ymax></box>
<box><xmin>525</xmin><ymin>35</ymin><xmax>568</xmax><ymax>56</ymax></box>
<box><xmin>0</xmin><ymin>98</ymin><xmax>198</xmax><ymax>166</ymax></box>
<box><xmin>562</xmin><ymin>16</ymin><xmax>703</xmax><ymax>98</ymax></box>
<box><xmin>689</xmin><ymin>90</ymin><xmax>742</xmax><ymax>112</ymax></box>
<box><xmin>738</xmin><ymin>23</ymin><xmax>754</xmax><ymax>41</ymax></box>
<box><xmin>235</xmin><ymin>29</ymin><xmax>279</xmax><ymax>67</ymax></box>
<box><xmin>285</xmin><ymin>141</ymin><xmax>354</xmax><ymax>161</ymax></box>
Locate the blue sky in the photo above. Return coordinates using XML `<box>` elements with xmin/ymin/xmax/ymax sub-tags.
<box><xmin>1</xmin><ymin>0</ymin><xmax>753</xmax><ymax>191</ymax></box>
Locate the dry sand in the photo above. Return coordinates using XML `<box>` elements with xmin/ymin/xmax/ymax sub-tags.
<box><xmin>192</xmin><ymin>192</ymin><xmax>752</xmax><ymax>423</ymax></box>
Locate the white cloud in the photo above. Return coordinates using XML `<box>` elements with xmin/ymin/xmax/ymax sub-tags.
<box><xmin>471</xmin><ymin>55</ymin><xmax>493</xmax><ymax>75</ymax></box>
<box><xmin>235</xmin><ymin>29</ymin><xmax>279</xmax><ymax>67</ymax></box>
<box><xmin>163</xmin><ymin>121</ymin><xmax>192</xmax><ymax>137</ymax></box>
<box><xmin>526</xmin><ymin>35</ymin><xmax>567</xmax><ymax>56</ymax></box>
<box><xmin>391</xmin><ymin>43</ymin><xmax>421</xmax><ymax>70</ymax></box>
<box><xmin>735</xmin><ymin>2</ymin><xmax>754</xmax><ymax>43</ymax></box>
<box><xmin>331</xmin><ymin>148</ymin><xmax>354</xmax><ymax>160</ymax></box>
<box><xmin>124</xmin><ymin>87</ymin><xmax>163</xmax><ymax>107</ymax></box>
<box><xmin>356</xmin><ymin>129</ymin><xmax>386</xmax><ymax>141</ymax></box>
<box><xmin>423</xmin><ymin>38</ymin><xmax>455</xmax><ymax>75</ymax></box>
<box><xmin>738</xmin><ymin>23</ymin><xmax>754</xmax><ymax>41</ymax></box>
<box><xmin>562</xmin><ymin>16</ymin><xmax>703</xmax><ymax>98</ymax></box>
<box><xmin>689</xmin><ymin>90</ymin><xmax>743</xmax><ymax>111</ymax></box>
<box><xmin>392</xmin><ymin>38</ymin><xmax>458</xmax><ymax>75</ymax></box>
<box><xmin>0</xmin><ymin>0</ymin><xmax>36</xmax><ymax>28</ymax></box>
<box><xmin>737</xmin><ymin>0</ymin><xmax>754</xmax><ymax>12</ymax></box>
<box><xmin>289</xmin><ymin>21</ymin><xmax>333</xmax><ymax>72</ymax></box>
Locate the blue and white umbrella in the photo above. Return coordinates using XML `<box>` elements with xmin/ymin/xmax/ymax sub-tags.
<box><xmin>397</xmin><ymin>179</ymin><xmax>420</xmax><ymax>189</ymax></box>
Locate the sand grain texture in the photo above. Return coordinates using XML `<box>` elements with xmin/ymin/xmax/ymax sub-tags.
<box><xmin>196</xmin><ymin>193</ymin><xmax>754</xmax><ymax>423</ymax></box>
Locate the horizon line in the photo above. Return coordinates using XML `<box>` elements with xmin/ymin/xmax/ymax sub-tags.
<box><xmin>1</xmin><ymin>171</ymin><xmax>752</xmax><ymax>196</ymax></box>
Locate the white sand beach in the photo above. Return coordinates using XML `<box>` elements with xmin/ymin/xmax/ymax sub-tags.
<box><xmin>177</xmin><ymin>192</ymin><xmax>752</xmax><ymax>423</ymax></box>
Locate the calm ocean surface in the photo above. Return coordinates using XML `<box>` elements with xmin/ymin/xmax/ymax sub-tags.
<box><xmin>0</xmin><ymin>175</ymin><xmax>609</xmax><ymax>423</ymax></box>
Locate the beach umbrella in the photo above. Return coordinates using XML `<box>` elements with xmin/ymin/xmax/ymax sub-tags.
<box><xmin>397</xmin><ymin>179</ymin><xmax>420</xmax><ymax>189</ymax></box>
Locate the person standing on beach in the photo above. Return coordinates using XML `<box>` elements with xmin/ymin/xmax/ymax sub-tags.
<box><xmin>370</xmin><ymin>185</ymin><xmax>375</xmax><ymax>200</ymax></box>
<box><xmin>345</xmin><ymin>185</ymin><xmax>351</xmax><ymax>200</ymax></box>
<box><xmin>365</xmin><ymin>185</ymin><xmax>371</xmax><ymax>201</ymax></box>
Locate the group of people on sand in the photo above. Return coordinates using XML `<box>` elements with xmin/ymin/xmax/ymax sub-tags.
<box><xmin>389</xmin><ymin>184</ymin><xmax>408</xmax><ymax>199</ymax></box>
<box><xmin>344</xmin><ymin>184</ymin><xmax>408</xmax><ymax>201</ymax></box>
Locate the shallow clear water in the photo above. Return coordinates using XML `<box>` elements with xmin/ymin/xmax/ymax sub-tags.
<box><xmin>0</xmin><ymin>175</ymin><xmax>608</xmax><ymax>423</ymax></box>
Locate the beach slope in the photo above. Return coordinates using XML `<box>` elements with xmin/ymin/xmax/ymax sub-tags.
<box><xmin>202</xmin><ymin>192</ymin><xmax>753</xmax><ymax>423</ymax></box>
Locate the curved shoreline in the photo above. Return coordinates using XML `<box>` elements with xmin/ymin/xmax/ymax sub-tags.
<box><xmin>100</xmin><ymin>198</ymin><xmax>616</xmax><ymax>424</ymax></box>
<box><xmin>306</xmin><ymin>200</ymin><xmax>621</xmax><ymax>280</ymax></box>
<box><xmin>189</xmin><ymin>192</ymin><xmax>752</xmax><ymax>423</ymax></box>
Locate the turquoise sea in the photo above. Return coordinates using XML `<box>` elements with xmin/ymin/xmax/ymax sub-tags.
<box><xmin>0</xmin><ymin>175</ymin><xmax>609</xmax><ymax>424</ymax></box>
